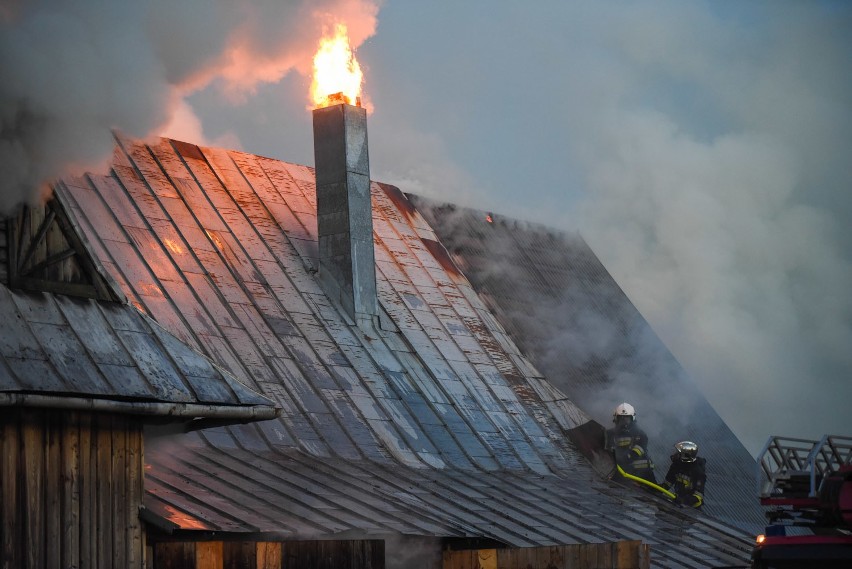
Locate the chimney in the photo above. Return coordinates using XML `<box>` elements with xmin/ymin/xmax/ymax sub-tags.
<box><xmin>313</xmin><ymin>99</ymin><xmax>379</xmax><ymax>324</ymax></box>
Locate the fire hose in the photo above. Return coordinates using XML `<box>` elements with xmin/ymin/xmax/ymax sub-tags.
<box><xmin>616</xmin><ymin>465</ymin><xmax>677</xmax><ymax>500</ymax></box>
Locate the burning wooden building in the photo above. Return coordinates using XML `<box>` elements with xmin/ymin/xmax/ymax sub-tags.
<box><xmin>0</xmin><ymin>25</ymin><xmax>763</xmax><ymax>569</ymax></box>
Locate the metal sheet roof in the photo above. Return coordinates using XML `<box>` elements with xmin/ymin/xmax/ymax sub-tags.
<box><xmin>50</xmin><ymin>134</ymin><xmax>756</xmax><ymax>567</ymax></box>
<box><xmin>143</xmin><ymin>430</ymin><xmax>752</xmax><ymax>568</ymax></box>
<box><xmin>411</xmin><ymin>199</ymin><xmax>764</xmax><ymax>531</ymax></box>
<box><xmin>0</xmin><ymin>284</ymin><xmax>276</xmax><ymax>418</ymax></box>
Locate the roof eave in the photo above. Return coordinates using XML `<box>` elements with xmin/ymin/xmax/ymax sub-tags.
<box><xmin>0</xmin><ymin>392</ymin><xmax>281</xmax><ymax>422</ymax></box>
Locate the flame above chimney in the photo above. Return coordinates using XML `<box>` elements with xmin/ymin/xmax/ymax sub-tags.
<box><xmin>310</xmin><ymin>24</ymin><xmax>363</xmax><ymax>109</ymax></box>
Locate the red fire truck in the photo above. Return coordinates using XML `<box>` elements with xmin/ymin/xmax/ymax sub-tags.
<box><xmin>752</xmin><ymin>435</ymin><xmax>852</xmax><ymax>568</ymax></box>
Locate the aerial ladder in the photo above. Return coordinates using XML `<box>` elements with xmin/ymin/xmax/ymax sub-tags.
<box><xmin>752</xmin><ymin>435</ymin><xmax>852</xmax><ymax>568</ymax></box>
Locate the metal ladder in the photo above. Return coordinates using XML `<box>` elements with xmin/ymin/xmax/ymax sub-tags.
<box><xmin>757</xmin><ymin>435</ymin><xmax>852</xmax><ymax>499</ymax></box>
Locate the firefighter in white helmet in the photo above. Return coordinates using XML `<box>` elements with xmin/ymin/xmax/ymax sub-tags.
<box><xmin>662</xmin><ymin>441</ymin><xmax>706</xmax><ymax>508</ymax></box>
<box><xmin>604</xmin><ymin>402</ymin><xmax>656</xmax><ymax>483</ymax></box>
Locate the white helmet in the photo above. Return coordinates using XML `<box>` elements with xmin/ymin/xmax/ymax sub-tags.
<box><xmin>613</xmin><ymin>402</ymin><xmax>636</xmax><ymax>421</ymax></box>
<box><xmin>675</xmin><ymin>441</ymin><xmax>699</xmax><ymax>462</ymax></box>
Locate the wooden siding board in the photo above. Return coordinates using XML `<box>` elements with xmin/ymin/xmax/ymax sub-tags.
<box><xmin>112</xmin><ymin>419</ymin><xmax>128</xmax><ymax>569</ymax></box>
<box><xmin>154</xmin><ymin>542</ymin><xmax>196</xmax><ymax>569</ymax></box>
<box><xmin>96</xmin><ymin>415</ymin><xmax>113</xmax><ymax>569</ymax></box>
<box><xmin>195</xmin><ymin>541</ymin><xmax>223</xmax><ymax>569</ymax></box>
<box><xmin>255</xmin><ymin>542</ymin><xmax>281</xmax><ymax>569</ymax></box>
<box><xmin>80</xmin><ymin>413</ymin><xmax>95</xmax><ymax>569</ymax></box>
<box><xmin>223</xmin><ymin>541</ymin><xmax>256</xmax><ymax>569</ymax></box>
<box><xmin>46</xmin><ymin>411</ymin><xmax>61</xmax><ymax>569</ymax></box>
<box><xmin>128</xmin><ymin>424</ymin><xmax>144</xmax><ymax>568</ymax></box>
<box><xmin>23</xmin><ymin>411</ymin><xmax>46</xmax><ymax>569</ymax></box>
<box><xmin>0</xmin><ymin>411</ymin><xmax>144</xmax><ymax>569</ymax></box>
<box><xmin>1</xmin><ymin>416</ymin><xmax>20</xmax><ymax>569</ymax></box>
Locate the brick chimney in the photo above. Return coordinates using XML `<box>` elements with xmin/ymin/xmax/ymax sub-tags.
<box><xmin>312</xmin><ymin>100</ymin><xmax>379</xmax><ymax>325</ymax></box>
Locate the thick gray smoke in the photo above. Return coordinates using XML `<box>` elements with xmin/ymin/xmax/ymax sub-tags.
<box><xmin>563</xmin><ymin>4</ymin><xmax>852</xmax><ymax>453</ymax></box>
<box><xmin>351</xmin><ymin>1</ymin><xmax>852</xmax><ymax>454</ymax></box>
<box><xmin>0</xmin><ymin>0</ymin><xmax>378</xmax><ymax>214</ymax></box>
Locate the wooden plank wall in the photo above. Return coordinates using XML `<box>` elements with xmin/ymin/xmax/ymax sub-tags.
<box><xmin>152</xmin><ymin>540</ymin><xmax>384</xmax><ymax>569</ymax></box>
<box><xmin>0</xmin><ymin>408</ymin><xmax>145</xmax><ymax>569</ymax></box>
<box><xmin>442</xmin><ymin>541</ymin><xmax>650</xmax><ymax>569</ymax></box>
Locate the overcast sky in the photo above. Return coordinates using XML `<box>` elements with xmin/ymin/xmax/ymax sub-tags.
<box><xmin>2</xmin><ymin>0</ymin><xmax>850</xmax><ymax>455</ymax></box>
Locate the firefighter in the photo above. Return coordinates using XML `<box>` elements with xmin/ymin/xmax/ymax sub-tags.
<box><xmin>663</xmin><ymin>441</ymin><xmax>706</xmax><ymax>508</ymax></box>
<box><xmin>604</xmin><ymin>402</ymin><xmax>656</xmax><ymax>483</ymax></box>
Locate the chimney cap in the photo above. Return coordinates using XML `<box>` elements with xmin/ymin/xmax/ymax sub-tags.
<box><xmin>324</xmin><ymin>91</ymin><xmax>362</xmax><ymax>108</ymax></box>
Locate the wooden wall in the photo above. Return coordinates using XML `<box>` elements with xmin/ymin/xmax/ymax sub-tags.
<box><xmin>1</xmin><ymin>408</ymin><xmax>145</xmax><ymax>569</ymax></box>
<box><xmin>442</xmin><ymin>541</ymin><xmax>650</xmax><ymax>569</ymax></box>
<box><xmin>151</xmin><ymin>540</ymin><xmax>384</xmax><ymax>569</ymax></box>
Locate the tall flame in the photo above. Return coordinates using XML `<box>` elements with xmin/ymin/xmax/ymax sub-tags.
<box><xmin>310</xmin><ymin>24</ymin><xmax>363</xmax><ymax>108</ymax></box>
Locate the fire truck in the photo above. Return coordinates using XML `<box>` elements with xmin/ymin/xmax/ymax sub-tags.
<box><xmin>752</xmin><ymin>435</ymin><xmax>852</xmax><ymax>568</ymax></box>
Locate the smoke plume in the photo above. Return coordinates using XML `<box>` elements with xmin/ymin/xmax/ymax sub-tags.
<box><xmin>351</xmin><ymin>1</ymin><xmax>852</xmax><ymax>454</ymax></box>
<box><xmin>0</xmin><ymin>0</ymin><xmax>378</xmax><ymax>214</ymax></box>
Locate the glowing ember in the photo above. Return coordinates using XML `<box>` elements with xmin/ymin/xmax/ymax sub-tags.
<box><xmin>310</xmin><ymin>24</ymin><xmax>363</xmax><ymax>108</ymax></box>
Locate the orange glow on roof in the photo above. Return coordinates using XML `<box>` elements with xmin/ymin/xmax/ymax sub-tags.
<box><xmin>161</xmin><ymin>504</ymin><xmax>210</xmax><ymax>531</ymax></box>
<box><xmin>163</xmin><ymin>238</ymin><xmax>184</xmax><ymax>255</ymax></box>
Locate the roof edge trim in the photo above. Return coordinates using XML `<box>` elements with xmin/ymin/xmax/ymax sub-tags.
<box><xmin>0</xmin><ymin>393</ymin><xmax>280</xmax><ymax>421</ymax></box>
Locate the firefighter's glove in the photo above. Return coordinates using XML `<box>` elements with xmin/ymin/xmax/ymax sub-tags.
<box><xmin>689</xmin><ymin>492</ymin><xmax>703</xmax><ymax>508</ymax></box>
<box><xmin>673</xmin><ymin>492</ymin><xmax>703</xmax><ymax>508</ymax></box>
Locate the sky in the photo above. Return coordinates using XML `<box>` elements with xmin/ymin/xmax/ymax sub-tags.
<box><xmin>2</xmin><ymin>0</ymin><xmax>851</xmax><ymax>455</ymax></box>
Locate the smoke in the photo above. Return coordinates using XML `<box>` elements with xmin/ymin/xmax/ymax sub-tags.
<box><xmin>371</xmin><ymin>125</ymin><xmax>487</xmax><ymax>208</ymax></box>
<box><xmin>573</xmin><ymin>108</ymin><xmax>852</xmax><ymax>450</ymax></box>
<box><xmin>9</xmin><ymin>0</ymin><xmax>847</xmax><ymax>454</ymax></box>
<box><xmin>535</xmin><ymin>292</ymin><xmax>699</xmax><ymax>442</ymax></box>
<box><xmin>383</xmin><ymin>534</ymin><xmax>441</xmax><ymax>569</ymax></box>
<box><xmin>565</xmin><ymin>3</ymin><xmax>852</xmax><ymax>454</ymax></box>
<box><xmin>0</xmin><ymin>0</ymin><xmax>379</xmax><ymax>214</ymax></box>
<box><xmin>348</xmin><ymin>1</ymin><xmax>852</xmax><ymax>455</ymax></box>
<box><xmin>415</xmin><ymin>202</ymin><xmax>701</xmax><ymax>445</ymax></box>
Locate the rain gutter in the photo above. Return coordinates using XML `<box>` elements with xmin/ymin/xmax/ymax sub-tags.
<box><xmin>0</xmin><ymin>393</ymin><xmax>280</xmax><ymax>421</ymax></box>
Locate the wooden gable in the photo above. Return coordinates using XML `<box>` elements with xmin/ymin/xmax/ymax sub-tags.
<box><xmin>5</xmin><ymin>196</ymin><xmax>120</xmax><ymax>301</ymax></box>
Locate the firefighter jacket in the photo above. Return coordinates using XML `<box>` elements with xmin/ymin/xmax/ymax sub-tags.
<box><xmin>604</xmin><ymin>423</ymin><xmax>655</xmax><ymax>483</ymax></box>
<box><xmin>663</xmin><ymin>455</ymin><xmax>706</xmax><ymax>508</ymax></box>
